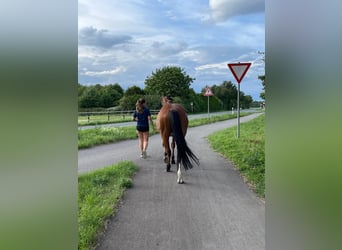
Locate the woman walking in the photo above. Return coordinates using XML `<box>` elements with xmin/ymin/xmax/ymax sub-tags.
<box><xmin>132</xmin><ymin>98</ymin><xmax>154</xmax><ymax>158</ymax></box>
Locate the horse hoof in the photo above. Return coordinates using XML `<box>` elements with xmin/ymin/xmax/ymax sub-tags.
<box><xmin>171</xmin><ymin>160</ymin><xmax>175</xmax><ymax>164</ymax></box>
<box><xmin>166</xmin><ymin>164</ymin><xmax>171</xmax><ymax>172</ymax></box>
<box><xmin>177</xmin><ymin>178</ymin><xmax>184</xmax><ymax>184</ymax></box>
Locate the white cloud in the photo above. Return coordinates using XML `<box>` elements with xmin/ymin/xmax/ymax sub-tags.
<box><xmin>78</xmin><ymin>0</ymin><xmax>151</xmax><ymax>33</ymax></box>
<box><xmin>195</xmin><ymin>62</ymin><xmax>227</xmax><ymax>71</ymax></box>
<box><xmin>83</xmin><ymin>66</ymin><xmax>127</xmax><ymax>76</ymax></box>
<box><xmin>209</xmin><ymin>0</ymin><xmax>264</xmax><ymax>22</ymax></box>
<box><xmin>78</xmin><ymin>0</ymin><xmax>265</xmax><ymax>100</ymax></box>
<box><xmin>179</xmin><ymin>50</ymin><xmax>202</xmax><ymax>62</ymax></box>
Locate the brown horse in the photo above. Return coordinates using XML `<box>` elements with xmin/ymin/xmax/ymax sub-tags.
<box><xmin>156</xmin><ymin>96</ymin><xmax>199</xmax><ymax>183</ymax></box>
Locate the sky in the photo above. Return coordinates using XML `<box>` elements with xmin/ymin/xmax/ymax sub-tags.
<box><xmin>78</xmin><ymin>0</ymin><xmax>265</xmax><ymax>101</ymax></box>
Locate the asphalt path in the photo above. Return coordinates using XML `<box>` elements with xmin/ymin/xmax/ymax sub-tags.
<box><xmin>78</xmin><ymin>113</ymin><xmax>265</xmax><ymax>250</ymax></box>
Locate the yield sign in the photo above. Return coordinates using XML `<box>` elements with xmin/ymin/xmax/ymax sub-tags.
<box><xmin>227</xmin><ymin>62</ymin><xmax>252</xmax><ymax>84</ymax></box>
<box><xmin>203</xmin><ymin>86</ymin><xmax>213</xmax><ymax>96</ymax></box>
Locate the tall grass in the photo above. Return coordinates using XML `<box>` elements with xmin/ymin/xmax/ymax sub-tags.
<box><xmin>78</xmin><ymin>161</ymin><xmax>138</xmax><ymax>250</ymax></box>
<box><xmin>207</xmin><ymin>114</ymin><xmax>265</xmax><ymax>197</ymax></box>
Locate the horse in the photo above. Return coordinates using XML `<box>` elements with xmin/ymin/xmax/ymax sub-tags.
<box><xmin>156</xmin><ymin>96</ymin><xmax>199</xmax><ymax>184</ymax></box>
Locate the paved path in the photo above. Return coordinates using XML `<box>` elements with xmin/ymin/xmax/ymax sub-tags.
<box><xmin>78</xmin><ymin>113</ymin><xmax>265</xmax><ymax>250</ymax></box>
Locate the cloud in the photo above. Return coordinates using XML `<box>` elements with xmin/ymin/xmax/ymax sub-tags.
<box><xmin>195</xmin><ymin>62</ymin><xmax>227</xmax><ymax>71</ymax></box>
<box><xmin>179</xmin><ymin>50</ymin><xmax>201</xmax><ymax>62</ymax></box>
<box><xmin>209</xmin><ymin>0</ymin><xmax>264</xmax><ymax>22</ymax></box>
<box><xmin>151</xmin><ymin>41</ymin><xmax>188</xmax><ymax>56</ymax></box>
<box><xmin>77</xmin><ymin>0</ymin><xmax>265</xmax><ymax>100</ymax></box>
<box><xmin>83</xmin><ymin>66</ymin><xmax>127</xmax><ymax>76</ymax></box>
<box><xmin>78</xmin><ymin>26</ymin><xmax>132</xmax><ymax>48</ymax></box>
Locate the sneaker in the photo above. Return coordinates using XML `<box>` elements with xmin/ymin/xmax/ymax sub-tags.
<box><xmin>142</xmin><ymin>151</ymin><xmax>147</xmax><ymax>159</ymax></box>
<box><xmin>140</xmin><ymin>153</ymin><xmax>144</xmax><ymax>158</ymax></box>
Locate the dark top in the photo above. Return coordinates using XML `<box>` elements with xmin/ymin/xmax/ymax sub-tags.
<box><xmin>133</xmin><ymin>107</ymin><xmax>151</xmax><ymax>128</ymax></box>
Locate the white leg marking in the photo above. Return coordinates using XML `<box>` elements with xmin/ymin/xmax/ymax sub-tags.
<box><xmin>177</xmin><ymin>163</ymin><xmax>184</xmax><ymax>184</ymax></box>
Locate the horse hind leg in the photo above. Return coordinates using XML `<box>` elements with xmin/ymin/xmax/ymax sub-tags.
<box><xmin>166</xmin><ymin>147</ymin><xmax>172</xmax><ymax>172</ymax></box>
<box><xmin>163</xmin><ymin>152</ymin><xmax>168</xmax><ymax>164</ymax></box>
<box><xmin>171</xmin><ymin>138</ymin><xmax>176</xmax><ymax>164</ymax></box>
<box><xmin>177</xmin><ymin>163</ymin><xmax>184</xmax><ymax>184</ymax></box>
<box><xmin>162</xmin><ymin>136</ymin><xmax>171</xmax><ymax>172</ymax></box>
<box><xmin>164</xmin><ymin>152</ymin><xmax>171</xmax><ymax>172</ymax></box>
<box><xmin>165</xmin><ymin>150</ymin><xmax>171</xmax><ymax>172</ymax></box>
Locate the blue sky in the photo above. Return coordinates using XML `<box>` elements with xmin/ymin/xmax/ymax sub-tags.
<box><xmin>78</xmin><ymin>0</ymin><xmax>265</xmax><ymax>101</ymax></box>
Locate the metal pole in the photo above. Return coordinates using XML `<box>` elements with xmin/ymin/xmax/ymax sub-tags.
<box><xmin>237</xmin><ymin>83</ymin><xmax>240</xmax><ymax>138</ymax></box>
<box><xmin>207</xmin><ymin>95</ymin><xmax>210</xmax><ymax>120</ymax></box>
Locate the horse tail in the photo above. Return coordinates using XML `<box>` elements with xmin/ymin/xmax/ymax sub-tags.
<box><xmin>169</xmin><ymin>110</ymin><xmax>199</xmax><ymax>170</ymax></box>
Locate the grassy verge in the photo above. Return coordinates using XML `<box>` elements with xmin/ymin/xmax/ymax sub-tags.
<box><xmin>78</xmin><ymin>117</ymin><xmax>132</xmax><ymax>126</ymax></box>
<box><xmin>79</xmin><ymin>126</ymin><xmax>136</xmax><ymax>149</ymax></box>
<box><xmin>78</xmin><ymin>112</ymin><xmax>253</xmax><ymax>149</ymax></box>
<box><xmin>78</xmin><ymin>161</ymin><xmax>139</xmax><ymax>250</ymax></box>
<box><xmin>188</xmin><ymin>113</ymin><xmax>249</xmax><ymax>127</ymax></box>
<box><xmin>207</xmin><ymin>114</ymin><xmax>265</xmax><ymax>197</ymax></box>
<box><xmin>78</xmin><ymin>126</ymin><xmax>159</xmax><ymax>149</ymax></box>
<box><xmin>78</xmin><ymin>114</ymin><xmax>158</xmax><ymax>126</ymax></box>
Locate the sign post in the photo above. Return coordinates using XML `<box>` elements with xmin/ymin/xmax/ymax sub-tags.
<box><xmin>203</xmin><ymin>86</ymin><xmax>213</xmax><ymax>120</ymax></box>
<box><xmin>227</xmin><ymin>62</ymin><xmax>252</xmax><ymax>138</ymax></box>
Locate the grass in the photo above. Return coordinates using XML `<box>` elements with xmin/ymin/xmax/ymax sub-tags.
<box><xmin>79</xmin><ymin>114</ymin><xmax>129</xmax><ymax>126</ymax></box>
<box><xmin>78</xmin><ymin>114</ymin><xmax>158</xmax><ymax>126</ymax></box>
<box><xmin>79</xmin><ymin>126</ymin><xmax>136</xmax><ymax>149</ymax></box>
<box><xmin>188</xmin><ymin>113</ymin><xmax>248</xmax><ymax>127</ymax></box>
<box><xmin>78</xmin><ymin>126</ymin><xmax>159</xmax><ymax>149</ymax></box>
<box><xmin>78</xmin><ymin>161</ymin><xmax>139</xmax><ymax>250</ymax></box>
<box><xmin>207</xmin><ymin>114</ymin><xmax>265</xmax><ymax>197</ymax></box>
<box><xmin>78</xmin><ymin>112</ymin><xmax>252</xmax><ymax>149</ymax></box>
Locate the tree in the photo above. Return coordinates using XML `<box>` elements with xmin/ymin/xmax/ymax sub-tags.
<box><xmin>78</xmin><ymin>83</ymin><xmax>125</xmax><ymax>109</ymax></box>
<box><xmin>103</xmin><ymin>84</ymin><xmax>124</xmax><ymax>107</ymax></box>
<box><xmin>203</xmin><ymin>81</ymin><xmax>255</xmax><ymax>110</ymax></box>
<box><xmin>124</xmin><ymin>85</ymin><xmax>145</xmax><ymax>96</ymax></box>
<box><xmin>258</xmin><ymin>75</ymin><xmax>265</xmax><ymax>101</ymax></box>
<box><xmin>207</xmin><ymin>81</ymin><xmax>238</xmax><ymax>110</ymax></box>
<box><xmin>79</xmin><ymin>86</ymin><xmax>101</xmax><ymax>108</ymax></box>
<box><xmin>119</xmin><ymin>86</ymin><xmax>145</xmax><ymax>110</ymax></box>
<box><xmin>111</xmin><ymin>83</ymin><xmax>124</xmax><ymax>96</ymax></box>
<box><xmin>240</xmin><ymin>95</ymin><xmax>253</xmax><ymax>109</ymax></box>
<box><xmin>144</xmin><ymin>66</ymin><xmax>195</xmax><ymax>100</ymax></box>
<box><xmin>78</xmin><ymin>83</ymin><xmax>87</xmax><ymax>108</ymax></box>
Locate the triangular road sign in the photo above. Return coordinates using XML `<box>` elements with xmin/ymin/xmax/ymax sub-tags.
<box><xmin>203</xmin><ymin>86</ymin><xmax>213</xmax><ymax>96</ymax></box>
<box><xmin>227</xmin><ymin>62</ymin><xmax>252</xmax><ymax>84</ymax></box>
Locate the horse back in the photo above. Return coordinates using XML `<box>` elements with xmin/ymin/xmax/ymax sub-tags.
<box><xmin>156</xmin><ymin>103</ymin><xmax>188</xmax><ymax>136</ymax></box>
<box><xmin>156</xmin><ymin>104</ymin><xmax>171</xmax><ymax>133</ymax></box>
